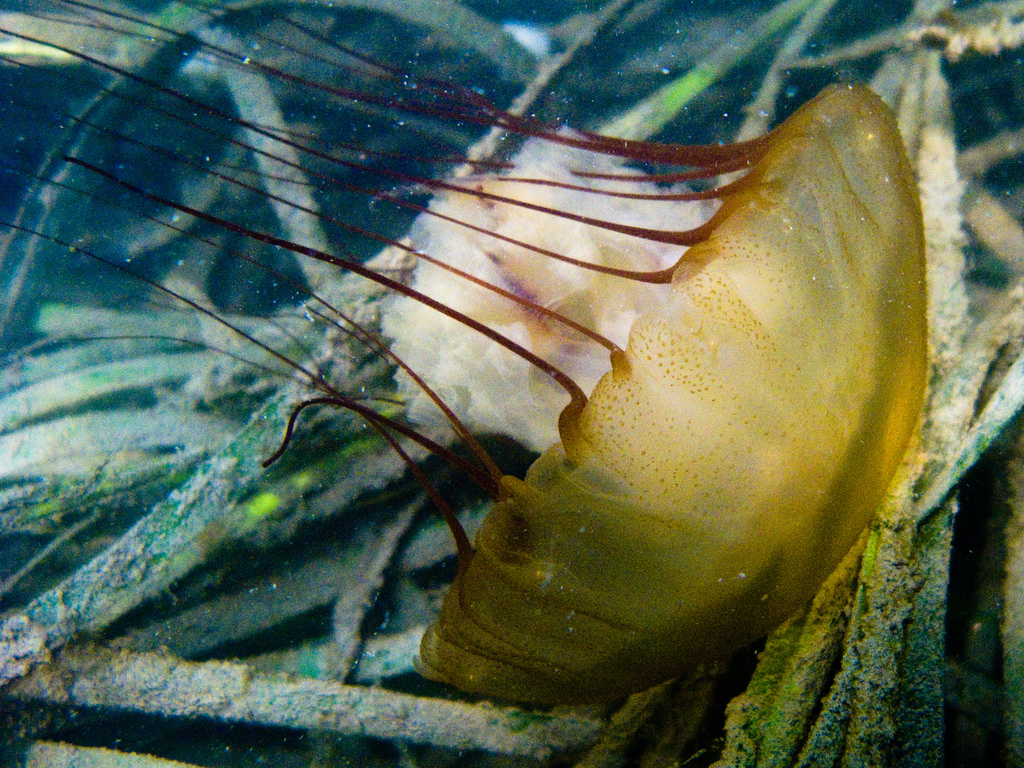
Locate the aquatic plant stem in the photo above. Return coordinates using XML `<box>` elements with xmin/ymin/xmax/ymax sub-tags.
<box><xmin>6</xmin><ymin>644</ymin><xmax>604</xmax><ymax>759</ymax></box>
<box><xmin>599</xmin><ymin>0</ymin><xmax>821</xmax><ymax>140</ymax></box>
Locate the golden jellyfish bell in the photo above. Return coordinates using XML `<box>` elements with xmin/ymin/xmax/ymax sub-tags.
<box><xmin>410</xmin><ymin>85</ymin><xmax>927</xmax><ymax>704</ymax></box>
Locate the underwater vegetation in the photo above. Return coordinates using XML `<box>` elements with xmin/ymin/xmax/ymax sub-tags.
<box><xmin>0</xmin><ymin>0</ymin><xmax>1024</xmax><ymax>765</ymax></box>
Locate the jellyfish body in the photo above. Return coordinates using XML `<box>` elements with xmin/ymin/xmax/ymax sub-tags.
<box><xmin>412</xmin><ymin>85</ymin><xmax>927</xmax><ymax>704</ymax></box>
